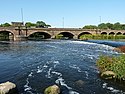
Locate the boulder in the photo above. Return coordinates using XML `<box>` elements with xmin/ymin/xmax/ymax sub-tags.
<box><xmin>0</xmin><ymin>81</ymin><xmax>17</xmax><ymax>94</ymax></box>
<box><xmin>101</xmin><ymin>71</ymin><xmax>116</xmax><ymax>80</ymax></box>
<box><xmin>75</xmin><ymin>80</ymin><xmax>84</xmax><ymax>87</ymax></box>
<box><xmin>44</xmin><ymin>85</ymin><xmax>60</xmax><ymax>94</ymax></box>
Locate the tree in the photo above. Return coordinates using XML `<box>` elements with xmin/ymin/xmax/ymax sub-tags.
<box><xmin>45</xmin><ymin>24</ymin><xmax>51</xmax><ymax>28</ymax></box>
<box><xmin>121</xmin><ymin>24</ymin><xmax>125</xmax><ymax>30</ymax></box>
<box><xmin>113</xmin><ymin>22</ymin><xmax>122</xmax><ymax>30</ymax></box>
<box><xmin>25</xmin><ymin>22</ymin><xmax>36</xmax><ymax>27</ymax></box>
<box><xmin>106</xmin><ymin>23</ymin><xmax>113</xmax><ymax>30</ymax></box>
<box><xmin>0</xmin><ymin>23</ymin><xmax>11</xmax><ymax>27</ymax></box>
<box><xmin>36</xmin><ymin>21</ymin><xmax>46</xmax><ymax>28</ymax></box>
<box><xmin>36</xmin><ymin>21</ymin><xmax>51</xmax><ymax>28</ymax></box>
<box><xmin>98</xmin><ymin>23</ymin><xmax>108</xmax><ymax>29</ymax></box>
<box><xmin>83</xmin><ymin>25</ymin><xmax>97</xmax><ymax>29</ymax></box>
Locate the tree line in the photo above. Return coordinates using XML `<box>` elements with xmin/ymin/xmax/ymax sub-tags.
<box><xmin>0</xmin><ymin>21</ymin><xmax>51</xmax><ymax>28</ymax></box>
<box><xmin>1</xmin><ymin>21</ymin><xmax>125</xmax><ymax>30</ymax></box>
<box><xmin>83</xmin><ymin>22</ymin><xmax>125</xmax><ymax>30</ymax></box>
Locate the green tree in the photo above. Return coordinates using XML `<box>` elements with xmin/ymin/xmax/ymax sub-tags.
<box><xmin>113</xmin><ymin>22</ymin><xmax>122</xmax><ymax>30</ymax></box>
<box><xmin>83</xmin><ymin>25</ymin><xmax>97</xmax><ymax>29</ymax></box>
<box><xmin>121</xmin><ymin>24</ymin><xmax>125</xmax><ymax>30</ymax></box>
<box><xmin>45</xmin><ymin>24</ymin><xmax>51</xmax><ymax>28</ymax></box>
<box><xmin>36</xmin><ymin>21</ymin><xmax>46</xmax><ymax>28</ymax></box>
<box><xmin>0</xmin><ymin>23</ymin><xmax>11</xmax><ymax>27</ymax></box>
<box><xmin>98</xmin><ymin>23</ymin><xmax>108</xmax><ymax>29</ymax></box>
<box><xmin>25</xmin><ymin>22</ymin><xmax>36</xmax><ymax>27</ymax></box>
<box><xmin>36</xmin><ymin>21</ymin><xmax>51</xmax><ymax>28</ymax></box>
<box><xmin>106</xmin><ymin>23</ymin><xmax>113</xmax><ymax>30</ymax></box>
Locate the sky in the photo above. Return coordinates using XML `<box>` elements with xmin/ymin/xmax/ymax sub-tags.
<box><xmin>0</xmin><ymin>0</ymin><xmax>125</xmax><ymax>28</ymax></box>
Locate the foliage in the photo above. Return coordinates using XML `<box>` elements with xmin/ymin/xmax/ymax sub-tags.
<box><xmin>96</xmin><ymin>55</ymin><xmax>125</xmax><ymax>80</ymax></box>
<box><xmin>83</xmin><ymin>22</ymin><xmax>125</xmax><ymax>30</ymax></box>
<box><xmin>98</xmin><ymin>23</ymin><xmax>108</xmax><ymax>29</ymax></box>
<box><xmin>25</xmin><ymin>22</ymin><xmax>36</xmax><ymax>27</ymax></box>
<box><xmin>55</xmin><ymin>34</ymin><xmax>63</xmax><ymax>39</ymax></box>
<box><xmin>36</xmin><ymin>21</ymin><xmax>46</xmax><ymax>28</ymax></box>
<box><xmin>83</xmin><ymin>25</ymin><xmax>97</xmax><ymax>29</ymax></box>
<box><xmin>0</xmin><ymin>21</ymin><xmax>51</xmax><ymax>28</ymax></box>
<box><xmin>36</xmin><ymin>21</ymin><xmax>51</xmax><ymax>28</ymax></box>
<box><xmin>79</xmin><ymin>34</ymin><xmax>125</xmax><ymax>40</ymax></box>
<box><xmin>0</xmin><ymin>23</ymin><xmax>11</xmax><ymax>27</ymax></box>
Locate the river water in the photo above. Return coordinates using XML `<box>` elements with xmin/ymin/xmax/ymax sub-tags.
<box><xmin>0</xmin><ymin>40</ymin><xmax>125</xmax><ymax>94</ymax></box>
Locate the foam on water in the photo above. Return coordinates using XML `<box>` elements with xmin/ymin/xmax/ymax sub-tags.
<box><xmin>56</xmin><ymin>77</ymin><xmax>73</xmax><ymax>90</ymax></box>
<box><xmin>69</xmin><ymin>91</ymin><xmax>80</xmax><ymax>94</ymax></box>
<box><xmin>70</xmin><ymin>41</ymin><xmax>97</xmax><ymax>45</ymax></box>
<box><xmin>46</xmin><ymin>67</ymin><xmax>52</xmax><ymax>78</ymax></box>
<box><xmin>69</xmin><ymin>65</ymin><xmax>82</xmax><ymax>72</ymax></box>
<box><xmin>102</xmin><ymin>83</ymin><xmax>125</xmax><ymax>93</ymax></box>
<box><xmin>86</xmin><ymin>54</ymin><xmax>95</xmax><ymax>60</ymax></box>
<box><xmin>24</xmin><ymin>78</ymin><xmax>32</xmax><ymax>92</ymax></box>
<box><xmin>52</xmin><ymin>71</ymin><xmax>62</xmax><ymax>77</ymax></box>
<box><xmin>36</xmin><ymin>63</ymin><xmax>48</xmax><ymax>73</ymax></box>
<box><xmin>85</xmin><ymin>71</ymin><xmax>89</xmax><ymax>79</ymax></box>
<box><xmin>37</xmin><ymin>69</ymin><xmax>43</xmax><ymax>73</ymax></box>
<box><xmin>28</xmin><ymin>72</ymin><xmax>33</xmax><ymax>77</ymax></box>
<box><xmin>53</xmin><ymin>70</ymin><xmax>80</xmax><ymax>94</ymax></box>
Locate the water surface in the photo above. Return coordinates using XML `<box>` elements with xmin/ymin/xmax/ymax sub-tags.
<box><xmin>0</xmin><ymin>40</ymin><xmax>124</xmax><ymax>94</ymax></box>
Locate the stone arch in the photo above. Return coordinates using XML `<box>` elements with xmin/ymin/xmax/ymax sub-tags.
<box><xmin>78</xmin><ymin>32</ymin><xmax>92</xmax><ymax>39</ymax></box>
<box><xmin>57</xmin><ymin>32</ymin><xmax>74</xmax><ymax>39</ymax></box>
<box><xmin>28</xmin><ymin>31</ymin><xmax>51</xmax><ymax>39</ymax></box>
<box><xmin>101</xmin><ymin>32</ymin><xmax>107</xmax><ymax>35</ymax></box>
<box><xmin>0</xmin><ymin>30</ymin><xmax>14</xmax><ymax>41</ymax></box>
<box><xmin>109</xmin><ymin>32</ymin><xmax>115</xmax><ymax>35</ymax></box>
<box><xmin>116</xmin><ymin>32</ymin><xmax>122</xmax><ymax>35</ymax></box>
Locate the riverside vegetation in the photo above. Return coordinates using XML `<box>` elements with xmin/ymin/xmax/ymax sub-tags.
<box><xmin>79</xmin><ymin>35</ymin><xmax>125</xmax><ymax>40</ymax></box>
<box><xmin>96</xmin><ymin>54</ymin><xmax>125</xmax><ymax>80</ymax></box>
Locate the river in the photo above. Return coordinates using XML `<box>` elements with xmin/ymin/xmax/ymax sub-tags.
<box><xmin>0</xmin><ymin>40</ymin><xmax>125</xmax><ymax>94</ymax></box>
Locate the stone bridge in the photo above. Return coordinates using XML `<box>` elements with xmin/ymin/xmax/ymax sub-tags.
<box><xmin>0</xmin><ymin>27</ymin><xmax>125</xmax><ymax>41</ymax></box>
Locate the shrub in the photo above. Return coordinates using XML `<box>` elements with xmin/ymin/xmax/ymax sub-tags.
<box><xmin>96</xmin><ymin>55</ymin><xmax>125</xmax><ymax>80</ymax></box>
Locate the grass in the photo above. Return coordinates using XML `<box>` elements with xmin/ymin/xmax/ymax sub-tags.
<box><xmin>96</xmin><ymin>54</ymin><xmax>125</xmax><ymax>80</ymax></box>
<box><xmin>79</xmin><ymin>35</ymin><xmax>125</xmax><ymax>40</ymax></box>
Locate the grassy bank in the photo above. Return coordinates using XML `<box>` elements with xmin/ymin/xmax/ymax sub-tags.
<box><xmin>96</xmin><ymin>55</ymin><xmax>125</xmax><ymax>80</ymax></box>
<box><xmin>79</xmin><ymin>35</ymin><xmax>125</xmax><ymax>40</ymax></box>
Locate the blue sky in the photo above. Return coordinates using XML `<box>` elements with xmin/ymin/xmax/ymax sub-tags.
<box><xmin>0</xmin><ymin>0</ymin><xmax>125</xmax><ymax>28</ymax></box>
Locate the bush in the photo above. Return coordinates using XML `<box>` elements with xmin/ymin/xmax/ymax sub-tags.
<box><xmin>96</xmin><ymin>55</ymin><xmax>125</xmax><ymax>80</ymax></box>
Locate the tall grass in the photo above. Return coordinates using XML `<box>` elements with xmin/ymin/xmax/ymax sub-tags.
<box><xmin>96</xmin><ymin>55</ymin><xmax>125</xmax><ymax>80</ymax></box>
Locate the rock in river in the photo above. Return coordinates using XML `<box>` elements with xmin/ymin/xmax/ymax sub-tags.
<box><xmin>0</xmin><ymin>81</ymin><xmax>18</xmax><ymax>94</ymax></box>
<box><xmin>44</xmin><ymin>85</ymin><xmax>60</xmax><ymax>94</ymax></box>
<box><xmin>75</xmin><ymin>80</ymin><xmax>84</xmax><ymax>87</ymax></box>
<box><xmin>101</xmin><ymin>71</ymin><xmax>116</xmax><ymax>80</ymax></box>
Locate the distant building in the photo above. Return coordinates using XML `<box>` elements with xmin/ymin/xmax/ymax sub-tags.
<box><xmin>11</xmin><ymin>22</ymin><xmax>24</xmax><ymax>27</ymax></box>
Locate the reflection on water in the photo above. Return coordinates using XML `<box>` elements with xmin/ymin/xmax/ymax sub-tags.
<box><xmin>0</xmin><ymin>40</ymin><xmax>124</xmax><ymax>94</ymax></box>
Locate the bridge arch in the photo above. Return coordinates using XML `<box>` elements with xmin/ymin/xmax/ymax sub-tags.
<box><xmin>101</xmin><ymin>32</ymin><xmax>107</xmax><ymax>35</ymax></box>
<box><xmin>56</xmin><ymin>32</ymin><xmax>74</xmax><ymax>39</ymax></box>
<box><xmin>28</xmin><ymin>31</ymin><xmax>51</xmax><ymax>39</ymax></box>
<box><xmin>109</xmin><ymin>32</ymin><xmax>115</xmax><ymax>35</ymax></box>
<box><xmin>116</xmin><ymin>32</ymin><xmax>122</xmax><ymax>35</ymax></box>
<box><xmin>0</xmin><ymin>30</ymin><xmax>14</xmax><ymax>41</ymax></box>
<box><xmin>78</xmin><ymin>32</ymin><xmax>92</xmax><ymax>39</ymax></box>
